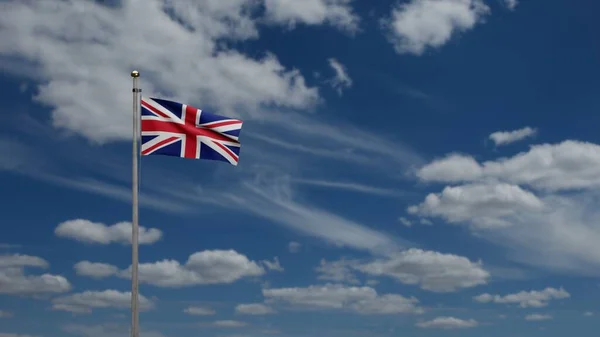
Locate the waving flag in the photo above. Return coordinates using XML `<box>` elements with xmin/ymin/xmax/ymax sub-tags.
<box><xmin>140</xmin><ymin>97</ymin><xmax>243</xmax><ymax>166</ymax></box>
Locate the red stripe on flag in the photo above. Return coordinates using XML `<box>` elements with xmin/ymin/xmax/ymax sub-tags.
<box><xmin>142</xmin><ymin>136</ymin><xmax>179</xmax><ymax>155</ymax></box>
<box><xmin>213</xmin><ymin>141</ymin><xmax>239</xmax><ymax>163</ymax></box>
<box><xmin>141</xmin><ymin>100</ymin><xmax>171</xmax><ymax>119</ymax></box>
<box><xmin>204</xmin><ymin>120</ymin><xmax>242</xmax><ymax>129</ymax></box>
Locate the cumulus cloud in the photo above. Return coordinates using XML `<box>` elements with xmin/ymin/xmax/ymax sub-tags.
<box><xmin>355</xmin><ymin>249</ymin><xmax>489</xmax><ymax>292</ymax></box>
<box><xmin>412</xmin><ymin>140</ymin><xmax>600</xmax><ymax>276</ymax></box>
<box><xmin>417</xmin><ymin>153</ymin><xmax>483</xmax><ymax>182</ymax></box>
<box><xmin>312</xmin><ymin>249</ymin><xmax>489</xmax><ymax>292</ymax></box>
<box><xmin>74</xmin><ymin>261</ymin><xmax>119</xmax><ymax>279</ymax></box>
<box><xmin>416</xmin><ymin>316</ymin><xmax>478</xmax><ymax>329</ymax></box>
<box><xmin>235</xmin><ymin>303</ymin><xmax>276</xmax><ymax>315</ymax></box>
<box><xmin>263</xmin><ymin>284</ymin><xmax>423</xmax><ymax>314</ymax></box>
<box><xmin>474</xmin><ymin>287</ymin><xmax>570</xmax><ymax>308</ymax></box>
<box><xmin>55</xmin><ymin>219</ymin><xmax>162</xmax><ymax>245</ymax></box>
<box><xmin>0</xmin><ymin>0</ymin><xmax>319</xmax><ymax>143</ymax></box>
<box><xmin>315</xmin><ymin>258</ymin><xmax>360</xmax><ymax>284</ymax></box>
<box><xmin>0</xmin><ymin>254</ymin><xmax>71</xmax><ymax>295</ymax></box>
<box><xmin>408</xmin><ymin>183</ymin><xmax>544</xmax><ymax>229</ymax></box>
<box><xmin>52</xmin><ymin>290</ymin><xmax>153</xmax><ymax>314</ymax></box>
<box><xmin>263</xmin><ymin>0</ymin><xmax>359</xmax><ymax>33</ymax></box>
<box><xmin>416</xmin><ymin>140</ymin><xmax>600</xmax><ymax>192</ymax></box>
<box><xmin>132</xmin><ymin>249</ymin><xmax>265</xmax><ymax>287</ymax></box>
<box><xmin>383</xmin><ymin>0</ymin><xmax>490</xmax><ymax>55</ymax></box>
<box><xmin>489</xmin><ymin>127</ymin><xmax>536</xmax><ymax>146</ymax></box>
<box><xmin>525</xmin><ymin>313</ymin><xmax>552</xmax><ymax>321</ymax></box>
<box><xmin>0</xmin><ymin>254</ymin><xmax>48</xmax><ymax>269</ymax></box>
<box><xmin>327</xmin><ymin>58</ymin><xmax>352</xmax><ymax>95</ymax></box>
<box><xmin>183</xmin><ymin>306</ymin><xmax>216</xmax><ymax>316</ymax></box>
<box><xmin>76</xmin><ymin>249</ymin><xmax>267</xmax><ymax>287</ymax></box>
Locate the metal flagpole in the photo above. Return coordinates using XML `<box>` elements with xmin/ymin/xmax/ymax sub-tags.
<box><xmin>130</xmin><ymin>70</ymin><xmax>141</xmax><ymax>337</ymax></box>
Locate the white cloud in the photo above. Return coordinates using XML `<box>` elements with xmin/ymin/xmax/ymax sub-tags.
<box><xmin>474</xmin><ymin>287</ymin><xmax>570</xmax><ymax>308</ymax></box>
<box><xmin>235</xmin><ymin>180</ymin><xmax>407</xmax><ymax>255</ymax></box>
<box><xmin>76</xmin><ymin>250</ymin><xmax>268</xmax><ymax>287</ymax></box>
<box><xmin>383</xmin><ymin>0</ymin><xmax>490</xmax><ymax>55</ymax></box>
<box><xmin>398</xmin><ymin>217</ymin><xmax>413</xmax><ymax>227</ymax></box>
<box><xmin>184</xmin><ymin>306</ymin><xmax>216</xmax><ymax>316</ymax></box>
<box><xmin>525</xmin><ymin>313</ymin><xmax>552</xmax><ymax>321</ymax></box>
<box><xmin>263</xmin><ymin>0</ymin><xmax>359</xmax><ymax>33</ymax></box>
<box><xmin>247</xmin><ymin>119</ymin><xmax>424</xmax><ymax>171</ymax></box>
<box><xmin>0</xmin><ymin>268</ymin><xmax>71</xmax><ymax>295</ymax></box>
<box><xmin>133</xmin><ymin>249</ymin><xmax>265</xmax><ymax>287</ymax></box>
<box><xmin>0</xmin><ymin>0</ymin><xmax>426</xmax><ymax>265</ymax></box>
<box><xmin>52</xmin><ymin>290</ymin><xmax>153</xmax><ymax>313</ymax></box>
<box><xmin>408</xmin><ymin>183</ymin><xmax>544</xmax><ymax>229</ymax></box>
<box><xmin>288</xmin><ymin>242</ymin><xmax>302</xmax><ymax>253</ymax></box>
<box><xmin>316</xmin><ymin>258</ymin><xmax>360</xmax><ymax>284</ymax></box>
<box><xmin>417</xmin><ymin>153</ymin><xmax>483</xmax><ymax>182</ymax></box>
<box><xmin>413</xmin><ymin>142</ymin><xmax>600</xmax><ymax>275</ymax></box>
<box><xmin>0</xmin><ymin>254</ymin><xmax>48</xmax><ymax>269</ymax></box>
<box><xmin>211</xmin><ymin>320</ymin><xmax>247</xmax><ymax>328</ymax></box>
<box><xmin>311</xmin><ymin>250</ymin><xmax>489</xmax><ymax>293</ymax></box>
<box><xmin>327</xmin><ymin>58</ymin><xmax>352</xmax><ymax>95</ymax></box>
<box><xmin>416</xmin><ymin>316</ymin><xmax>478</xmax><ymax>329</ymax></box>
<box><xmin>74</xmin><ymin>261</ymin><xmax>118</xmax><ymax>279</ymax></box>
<box><xmin>416</xmin><ymin>140</ymin><xmax>600</xmax><ymax>192</ymax></box>
<box><xmin>293</xmin><ymin>178</ymin><xmax>401</xmax><ymax>196</ymax></box>
<box><xmin>355</xmin><ymin>248</ymin><xmax>489</xmax><ymax>292</ymax></box>
<box><xmin>6</xmin><ymin>133</ymin><xmax>417</xmax><ymax>260</ymax></box>
<box><xmin>0</xmin><ymin>0</ymin><xmax>319</xmax><ymax>143</ymax></box>
<box><xmin>412</xmin><ymin>139</ymin><xmax>600</xmax><ymax>275</ymax></box>
<box><xmin>55</xmin><ymin>219</ymin><xmax>162</xmax><ymax>245</ymax></box>
<box><xmin>584</xmin><ymin>311</ymin><xmax>594</xmax><ymax>316</ymax></box>
<box><xmin>504</xmin><ymin>0</ymin><xmax>519</xmax><ymax>10</ymax></box>
<box><xmin>0</xmin><ymin>0</ymin><xmax>423</xmax><ymax>180</ymax></box>
<box><xmin>262</xmin><ymin>257</ymin><xmax>284</xmax><ymax>272</ymax></box>
<box><xmin>0</xmin><ymin>254</ymin><xmax>71</xmax><ymax>295</ymax></box>
<box><xmin>263</xmin><ymin>283</ymin><xmax>423</xmax><ymax>314</ymax></box>
<box><xmin>489</xmin><ymin>127</ymin><xmax>536</xmax><ymax>146</ymax></box>
<box><xmin>235</xmin><ymin>303</ymin><xmax>276</xmax><ymax>315</ymax></box>
<box><xmin>483</xmin><ymin>140</ymin><xmax>600</xmax><ymax>191</ymax></box>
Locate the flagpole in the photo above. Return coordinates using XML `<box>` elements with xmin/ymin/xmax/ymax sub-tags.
<box><xmin>130</xmin><ymin>70</ymin><xmax>141</xmax><ymax>337</ymax></box>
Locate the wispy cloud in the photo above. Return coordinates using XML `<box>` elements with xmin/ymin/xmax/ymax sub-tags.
<box><xmin>489</xmin><ymin>127</ymin><xmax>537</xmax><ymax>146</ymax></box>
<box><xmin>292</xmin><ymin>178</ymin><xmax>407</xmax><ymax>197</ymax></box>
<box><xmin>327</xmin><ymin>58</ymin><xmax>353</xmax><ymax>95</ymax></box>
<box><xmin>232</xmin><ymin>179</ymin><xmax>410</xmax><ymax>255</ymax></box>
<box><xmin>1</xmin><ymin>134</ymin><xmax>412</xmax><ymax>256</ymax></box>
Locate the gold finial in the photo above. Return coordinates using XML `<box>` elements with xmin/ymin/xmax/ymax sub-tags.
<box><xmin>131</xmin><ymin>70</ymin><xmax>140</xmax><ymax>78</ymax></box>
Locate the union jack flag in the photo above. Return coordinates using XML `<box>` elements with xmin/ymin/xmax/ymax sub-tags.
<box><xmin>140</xmin><ymin>97</ymin><xmax>243</xmax><ymax>166</ymax></box>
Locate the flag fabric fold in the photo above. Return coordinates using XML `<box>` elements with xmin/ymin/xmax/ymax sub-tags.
<box><xmin>140</xmin><ymin>97</ymin><xmax>243</xmax><ymax>166</ymax></box>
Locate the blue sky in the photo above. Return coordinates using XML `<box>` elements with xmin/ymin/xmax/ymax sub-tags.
<box><xmin>1</xmin><ymin>0</ymin><xmax>600</xmax><ymax>336</ymax></box>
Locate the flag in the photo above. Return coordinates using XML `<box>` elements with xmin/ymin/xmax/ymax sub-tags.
<box><xmin>140</xmin><ymin>97</ymin><xmax>243</xmax><ymax>166</ymax></box>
